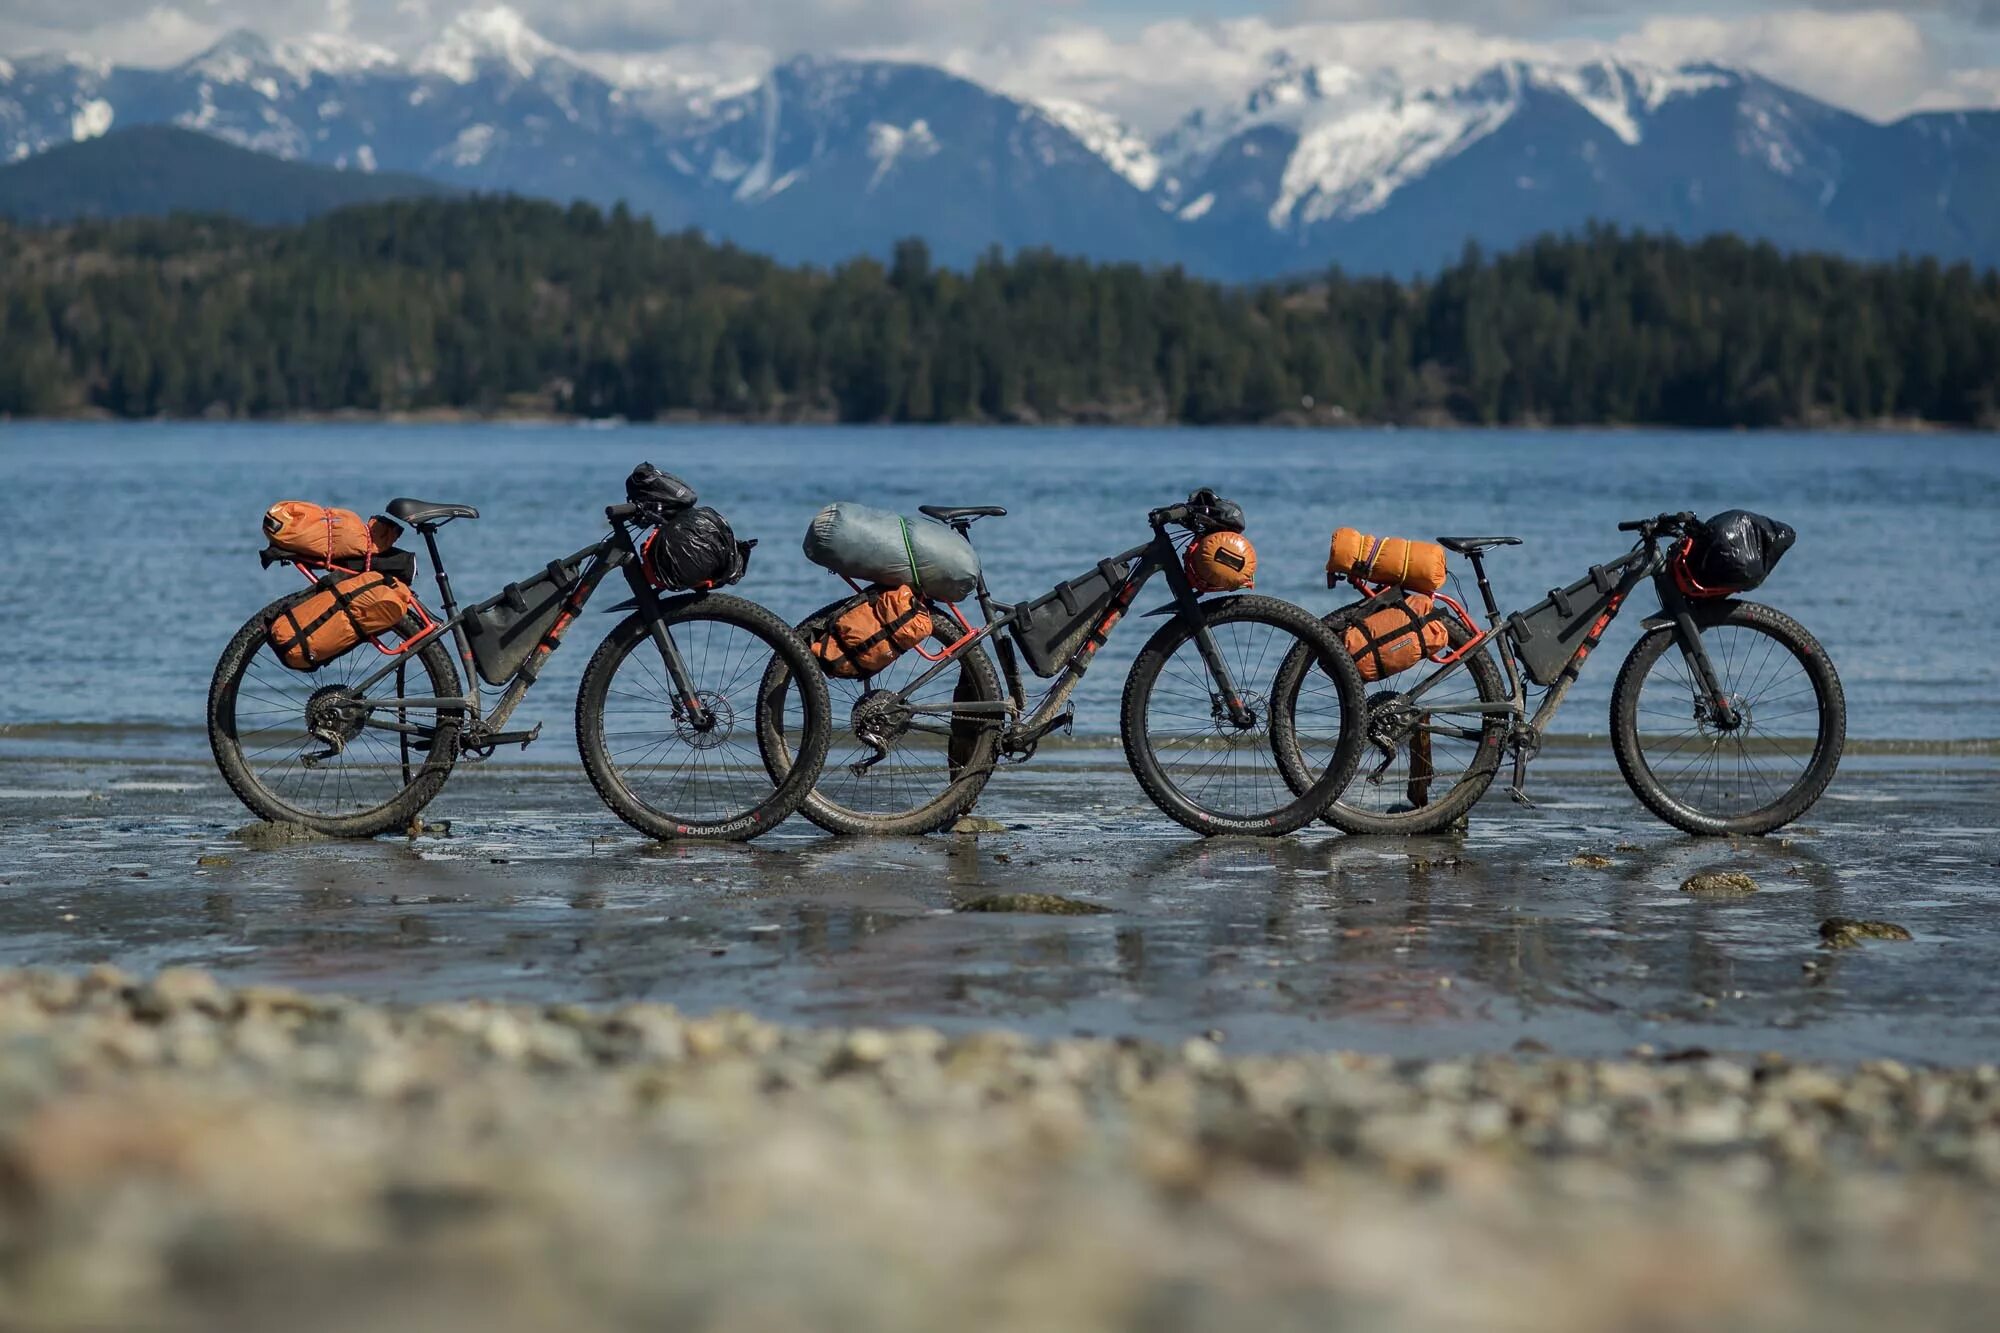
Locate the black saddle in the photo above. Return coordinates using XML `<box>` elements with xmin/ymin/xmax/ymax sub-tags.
<box><xmin>919</xmin><ymin>505</ymin><xmax>1007</xmax><ymax>527</ymax></box>
<box><xmin>1437</xmin><ymin>535</ymin><xmax>1522</xmax><ymax>555</ymax></box>
<box><xmin>388</xmin><ymin>497</ymin><xmax>480</xmax><ymax>527</ymax></box>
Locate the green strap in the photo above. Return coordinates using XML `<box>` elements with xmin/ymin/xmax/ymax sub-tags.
<box><xmin>897</xmin><ymin>517</ymin><xmax>924</xmax><ymax>596</ymax></box>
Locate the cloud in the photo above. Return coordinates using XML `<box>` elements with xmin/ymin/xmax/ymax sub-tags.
<box><xmin>1617</xmin><ymin>9</ymin><xmax>1935</xmax><ymax>119</ymax></box>
<box><xmin>1286</xmin><ymin>0</ymin><xmax>1627</xmax><ymax>29</ymax></box>
<box><xmin>931</xmin><ymin>17</ymin><xmax>1576</xmax><ymax>130</ymax></box>
<box><xmin>0</xmin><ymin>2</ymin><xmax>1990</xmax><ymax>128</ymax></box>
<box><xmin>1913</xmin><ymin>63</ymin><xmax>2000</xmax><ymax>106</ymax></box>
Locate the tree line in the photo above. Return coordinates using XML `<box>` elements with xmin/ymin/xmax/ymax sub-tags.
<box><xmin>2</xmin><ymin>195</ymin><xmax>1997</xmax><ymax>427</ymax></box>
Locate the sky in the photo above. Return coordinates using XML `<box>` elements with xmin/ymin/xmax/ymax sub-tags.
<box><xmin>5</xmin><ymin>2</ymin><xmax>2000</xmax><ymax>130</ymax></box>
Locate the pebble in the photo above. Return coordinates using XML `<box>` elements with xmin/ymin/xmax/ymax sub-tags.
<box><xmin>1681</xmin><ymin>871</ymin><xmax>1758</xmax><ymax>896</ymax></box>
<box><xmin>956</xmin><ymin>893</ymin><xmax>1111</xmax><ymax>916</ymax></box>
<box><xmin>1820</xmin><ymin>918</ymin><xmax>1915</xmax><ymax>948</ymax></box>
<box><xmin>0</xmin><ymin>966</ymin><xmax>1986</xmax><ymax>1329</ymax></box>
<box><xmin>950</xmin><ymin>816</ymin><xmax>1008</xmax><ymax>835</ymax></box>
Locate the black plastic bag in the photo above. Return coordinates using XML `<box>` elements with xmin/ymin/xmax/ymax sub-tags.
<box><xmin>627</xmin><ymin>463</ymin><xmax>698</xmax><ymax>523</ymax></box>
<box><xmin>1687</xmin><ymin>510</ymin><xmax>1796</xmax><ymax>591</ymax></box>
<box><xmin>649</xmin><ymin>506</ymin><xmax>754</xmax><ymax>590</ymax></box>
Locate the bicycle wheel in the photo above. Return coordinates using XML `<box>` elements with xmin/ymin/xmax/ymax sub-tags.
<box><xmin>1121</xmin><ymin>595</ymin><xmax>1366</xmax><ymax>837</ymax></box>
<box><xmin>755</xmin><ymin>595</ymin><xmax>1003</xmax><ymax>837</ymax></box>
<box><xmin>1610</xmin><ymin>600</ymin><xmax>1845</xmax><ymax>836</ymax></box>
<box><xmin>577</xmin><ymin>593</ymin><xmax>831</xmax><ymax>841</ymax></box>
<box><xmin>208</xmin><ymin>591</ymin><xmax>463</xmax><ymax>837</ymax></box>
<box><xmin>1273</xmin><ymin>607</ymin><xmax>1508</xmax><ymax>835</ymax></box>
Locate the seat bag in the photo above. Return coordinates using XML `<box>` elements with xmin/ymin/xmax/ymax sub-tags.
<box><xmin>1010</xmin><ymin>559</ymin><xmax>1131</xmax><ymax>678</ymax></box>
<box><xmin>1682</xmin><ymin>510</ymin><xmax>1795</xmax><ymax>593</ymax></box>
<box><xmin>646</xmin><ymin>506</ymin><xmax>753</xmax><ymax>591</ymax></box>
<box><xmin>269</xmin><ymin>572</ymin><xmax>415</xmax><ymax>671</ymax></box>
<box><xmin>463</xmin><ymin>559</ymin><xmax>583</xmax><ymax>687</ymax></box>
<box><xmin>264</xmin><ymin>501</ymin><xmax>402</xmax><ymax>566</ymax></box>
<box><xmin>803</xmin><ymin>503</ymin><xmax>981</xmax><ymax>603</ymax></box>
<box><xmin>1327</xmin><ymin>528</ymin><xmax>1448</xmax><ymax>594</ymax></box>
<box><xmin>812</xmin><ymin>585</ymin><xmax>933</xmax><ymax>679</ymax></box>
<box><xmin>1346</xmin><ymin>595</ymin><xmax>1450</xmax><ymax>682</ymax></box>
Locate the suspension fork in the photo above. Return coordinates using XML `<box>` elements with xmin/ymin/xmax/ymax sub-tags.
<box><xmin>1163</xmin><ymin>560</ymin><xmax>1255</xmax><ymax>728</ymax></box>
<box><xmin>1652</xmin><ymin>568</ymin><xmax>1738</xmax><ymax>730</ymax></box>
<box><xmin>628</xmin><ymin>566</ymin><xmax>713</xmax><ymax>729</ymax></box>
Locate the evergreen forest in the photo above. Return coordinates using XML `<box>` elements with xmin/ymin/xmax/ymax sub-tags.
<box><xmin>3</xmin><ymin>196</ymin><xmax>1996</xmax><ymax>427</ymax></box>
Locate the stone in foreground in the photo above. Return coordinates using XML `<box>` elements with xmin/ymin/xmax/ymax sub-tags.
<box><xmin>1820</xmin><ymin>918</ymin><xmax>1915</xmax><ymax>948</ymax></box>
<box><xmin>1681</xmin><ymin>871</ymin><xmax>1758</xmax><ymax>896</ymax></box>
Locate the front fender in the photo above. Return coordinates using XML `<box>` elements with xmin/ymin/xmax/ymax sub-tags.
<box><xmin>603</xmin><ymin>588</ymin><xmax>711</xmax><ymax>614</ymax></box>
<box><xmin>1640</xmin><ymin>596</ymin><xmax>1759</xmax><ymax>631</ymax></box>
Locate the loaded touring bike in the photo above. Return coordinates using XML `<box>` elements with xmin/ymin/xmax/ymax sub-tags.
<box><xmin>1271</xmin><ymin>511</ymin><xmax>1845</xmax><ymax>837</ymax></box>
<box><xmin>208</xmin><ymin>472</ymin><xmax>831</xmax><ymax>842</ymax></box>
<box><xmin>755</xmin><ymin>490</ymin><xmax>1369</xmax><ymax>838</ymax></box>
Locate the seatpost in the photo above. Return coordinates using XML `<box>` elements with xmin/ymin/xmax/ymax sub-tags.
<box><xmin>1467</xmin><ymin>552</ymin><xmax>1503</xmax><ymax>623</ymax></box>
<box><xmin>420</xmin><ymin>526</ymin><xmax>458</xmax><ymax>617</ymax></box>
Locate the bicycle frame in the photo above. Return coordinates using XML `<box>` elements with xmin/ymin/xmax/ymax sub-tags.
<box><xmin>1354</xmin><ymin>529</ymin><xmax>1735</xmax><ymax>750</ymax></box>
<box><xmin>296</xmin><ymin>508</ymin><xmax>712</xmax><ymax>750</ymax></box>
<box><xmin>880</xmin><ymin>519</ymin><xmax>1255</xmax><ymax>748</ymax></box>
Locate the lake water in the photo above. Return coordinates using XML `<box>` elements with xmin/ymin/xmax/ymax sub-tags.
<box><xmin>1</xmin><ymin>423</ymin><xmax>1996</xmax><ymax>755</ymax></box>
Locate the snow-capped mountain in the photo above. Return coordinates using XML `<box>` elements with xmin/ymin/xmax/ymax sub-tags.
<box><xmin>4</xmin><ymin>7</ymin><xmax>1999</xmax><ymax>276</ymax></box>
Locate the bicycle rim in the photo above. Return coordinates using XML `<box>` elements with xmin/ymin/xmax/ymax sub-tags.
<box><xmin>1625</xmin><ymin>618</ymin><xmax>1832</xmax><ymax>823</ymax></box>
<box><xmin>1130</xmin><ymin>600</ymin><xmax>1361</xmax><ymax>828</ymax></box>
<box><xmin>214</xmin><ymin>613</ymin><xmax>458</xmax><ymax>828</ymax></box>
<box><xmin>591</xmin><ymin>608</ymin><xmax>812</xmax><ymax>830</ymax></box>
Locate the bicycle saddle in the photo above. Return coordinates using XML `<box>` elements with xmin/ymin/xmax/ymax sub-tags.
<box><xmin>388</xmin><ymin>498</ymin><xmax>481</xmax><ymax>527</ymax></box>
<box><xmin>1437</xmin><ymin>535</ymin><xmax>1522</xmax><ymax>554</ymax></box>
<box><xmin>919</xmin><ymin>505</ymin><xmax>1007</xmax><ymax>525</ymax></box>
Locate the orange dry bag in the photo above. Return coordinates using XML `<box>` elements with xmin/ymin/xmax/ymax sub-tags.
<box><xmin>264</xmin><ymin>501</ymin><xmax>403</xmax><ymax>566</ymax></box>
<box><xmin>813</xmin><ymin>586</ymin><xmax>933</xmax><ymax>679</ymax></box>
<box><xmin>1345</xmin><ymin>595</ymin><xmax>1450</xmax><ymax>682</ymax></box>
<box><xmin>1326</xmin><ymin>528</ymin><xmax>1448</xmax><ymax>595</ymax></box>
<box><xmin>269</xmin><ymin>572</ymin><xmax>415</xmax><ymax>671</ymax></box>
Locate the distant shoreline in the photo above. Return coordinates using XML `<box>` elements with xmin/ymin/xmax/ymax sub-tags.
<box><xmin>4</xmin><ymin>408</ymin><xmax>1986</xmax><ymax>434</ymax></box>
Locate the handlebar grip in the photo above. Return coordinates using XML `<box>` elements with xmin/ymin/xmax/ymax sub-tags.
<box><xmin>1617</xmin><ymin>520</ymin><xmax>1648</xmax><ymax>532</ymax></box>
<box><xmin>606</xmin><ymin>503</ymin><xmax>642</xmax><ymax>523</ymax></box>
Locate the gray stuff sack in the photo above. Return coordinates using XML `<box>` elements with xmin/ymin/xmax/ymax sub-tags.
<box><xmin>802</xmin><ymin>502</ymin><xmax>981</xmax><ymax>603</ymax></box>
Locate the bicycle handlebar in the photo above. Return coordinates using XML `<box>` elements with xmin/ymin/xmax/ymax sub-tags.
<box><xmin>1619</xmin><ymin>511</ymin><xmax>1698</xmax><ymax>536</ymax></box>
<box><xmin>606</xmin><ymin>503</ymin><xmax>642</xmax><ymax>524</ymax></box>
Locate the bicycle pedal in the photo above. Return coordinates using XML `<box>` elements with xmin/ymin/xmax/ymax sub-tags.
<box><xmin>1508</xmin><ymin>786</ymin><xmax>1537</xmax><ymax>809</ymax></box>
<box><xmin>482</xmin><ymin>724</ymin><xmax>542</xmax><ymax>750</ymax></box>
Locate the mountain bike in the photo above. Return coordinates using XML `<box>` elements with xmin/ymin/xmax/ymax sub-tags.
<box><xmin>208</xmin><ymin>494</ymin><xmax>831</xmax><ymax>842</ymax></box>
<box><xmin>1269</xmin><ymin>512</ymin><xmax>1845</xmax><ymax>837</ymax></box>
<box><xmin>754</xmin><ymin>493</ymin><xmax>1368</xmax><ymax>838</ymax></box>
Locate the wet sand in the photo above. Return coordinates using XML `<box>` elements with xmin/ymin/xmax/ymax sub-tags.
<box><xmin>1</xmin><ymin>745</ymin><xmax>1995</xmax><ymax>1063</ymax></box>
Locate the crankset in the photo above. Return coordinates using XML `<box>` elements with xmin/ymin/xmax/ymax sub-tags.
<box><xmin>1000</xmin><ymin>708</ymin><xmax>1074</xmax><ymax>763</ymax></box>
<box><xmin>460</xmin><ymin>721</ymin><xmax>543</xmax><ymax>762</ymax></box>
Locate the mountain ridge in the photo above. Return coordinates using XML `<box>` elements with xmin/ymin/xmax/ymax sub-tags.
<box><xmin>4</xmin><ymin>9</ymin><xmax>1999</xmax><ymax>276</ymax></box>
<box><xmin>0</xmin><ymin>124</ymin><xmax>452</xmax><ymax>224</ymax></box>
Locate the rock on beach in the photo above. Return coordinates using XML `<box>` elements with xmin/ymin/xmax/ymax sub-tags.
<box><xmin>0</xmin><ymin>967</ymin><xmax>1994</xmax><ymax>1331</ymax></box>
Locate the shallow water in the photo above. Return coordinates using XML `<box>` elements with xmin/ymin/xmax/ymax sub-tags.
<box><xmin>2</xmin><ymin>423</ymin><xmax>1996</xmax><ymax>1061</ymax></box>
<box><xmin>1</xmin><ymin>423</ymin><xmax>1996</xmax><ymax>754</ymax></box>
<box><xmin>1</xmin><ymin>749</ymin><xmax>1995</xmax><ymax>1062</ymax></box>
